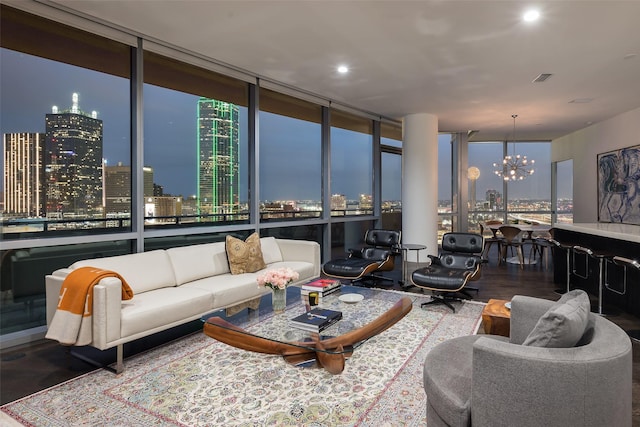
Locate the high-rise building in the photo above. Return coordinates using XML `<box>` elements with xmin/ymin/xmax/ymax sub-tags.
<box><xmin>197</xmin><ymin>98</ymin><xmax>239</xmax><ymax>218</ymax></box>
<box><xmin>2</xmin><ymin>132</ymin><xmax>44</xmax><ymax>217</ymax></box>
<box><xmin>104</xmin><ymin>164</ymin><xmax>161</xmax><ymax>216</ymax></box>
<box><xmin>144</xmin><ymin>196</ymin><xmax>182</xmax><ymax>224</ymax></box>
<box><xmin>331</xmin><ymin>194</ymin><xmax>347</xmax><ymax>211</ymax></box>
<box><xmin>44</xmin><ymin>93</ymin><xmax>103</xmax><ymax>217</ymax></box>
<box><xmin>486</xmin><ymin>189</ymin><xmax>502</xmax><ymax>210</ymax></box>
<box><xmin>104</xmin><ymin>162</ymin><xmax>130</xmax><ymax>214</ymax></box>
<box><xmin>143</xmin><ymin>166</ymin><xmax>154</xmax><ymax>197</ymax></box>
<box><xmin>153</xmin><ymin>183</ymin><xmax>164</xmax><ymax>197</ymax></box>
<box><xmin>359</xmin><ymin>194</ymin><xmax>373</xmax><ymax>210</ymax></box>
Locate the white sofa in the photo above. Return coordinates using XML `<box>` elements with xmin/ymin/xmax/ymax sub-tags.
<box><xmin>45</xmin><ymin>237</ymin><xmax>320</xmax><ymax>372</ymax></box>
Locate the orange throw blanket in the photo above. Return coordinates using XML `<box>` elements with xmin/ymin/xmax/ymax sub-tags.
<box><xmin>45</xmin><ymin>266</ymin><xmax>133</xmax><ymax>346</ymax></box>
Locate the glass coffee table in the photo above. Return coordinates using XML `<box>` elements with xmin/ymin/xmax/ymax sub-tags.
<box><xmin>202</xmin><ymin>284</ymin><xmax>414</xmax><ymax>374</ymax></box>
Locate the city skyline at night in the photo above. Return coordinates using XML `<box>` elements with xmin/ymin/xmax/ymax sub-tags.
<box><xmin>1</xmin><ymin>47</ymin><xmax>569</xmax><ymax>223</ymax></box>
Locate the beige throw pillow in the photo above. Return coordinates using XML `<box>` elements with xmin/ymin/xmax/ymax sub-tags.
<box><xmin>226</xmin><ymin>232</ymin><xmax>266</xmax><ymax>275</ymax></box>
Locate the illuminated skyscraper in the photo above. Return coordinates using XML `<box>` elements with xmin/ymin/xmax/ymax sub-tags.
<box><xmin>359</xmin><ymin>194</ymin><xmax>373</xmax><ymax>210</ymax></box>
<box><xmin>197</xmin><ymin>98</ymin><xmax>239</xmax><ymax>217</ymax></box>
<box><xmin>104</xmin><ymin>162</ymin><xmax>130</xmax><ymax>214</ymax></box>
<box><xmin>143</xmin><ymin>166</ymin><xmax>154</xmax><ymax>197</ymax></box>
<box><xmin>2</xmin><ymin>132</ymin><xmax>44</xmax><ymax>217</ymax></box>
<box><xmin>44</xmin><ymin>93</ymin><xmax>103</xmax><ymax>217</ymax></box>
<box><xmin>331</xmin><ymin>194</ymin><xmax>347</xmax><ymax>211</ymax></box>
<box><xmin>104</xmin><ymin>164</ymin><xmax>155</xmax><ymax>215</ymax></box>
<box><xmin>486</xmin><ymin>189</ymin><xmax>502</xmax><ymax>210</ymax></box>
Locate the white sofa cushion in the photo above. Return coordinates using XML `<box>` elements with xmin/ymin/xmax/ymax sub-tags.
<box><xmin>182</xmin><ymin>260</ymin><xmax>316</xmax><ymax>309</ymax></box>
<box><xmin>120</xmin><ymin>286</ymin><xmax>213</xmax><ymax>338</ymax></box>
<box><xmin>167</xmin><ymin>242</ymin><xmax>230</xmax><ymax>286</ymax></box>
<box><xmin>260</xmin><ymin>237</ymin><xmax>284</xmax><ymax>264</ymax></box>
<box><xmin>71</xmin><ymin>250</ymin><xmax>176</xmax><ymax>294</ymax></box>
<box><xmin>182</xmin><ymin>274</ymin><xmax>268</xmax><ymax>309</ymax></box>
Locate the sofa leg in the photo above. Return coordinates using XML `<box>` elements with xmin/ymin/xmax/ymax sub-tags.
<box><xmin>115</xmin><ymin>344</ymin><xmax>124</xmax><ymax>374</ymax></box>
<box><xmin>67</xmin><ymin>344</ymin><xmax>125</xmax><ymax>374</ymax></box>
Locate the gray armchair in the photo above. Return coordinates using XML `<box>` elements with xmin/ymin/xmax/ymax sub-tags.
<box><xmin>423</xmin><ymin>294</ymin><xmax>632</xmax><ymax>427</ymax></box>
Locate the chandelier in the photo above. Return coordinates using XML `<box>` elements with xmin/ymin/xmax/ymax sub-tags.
<box><xmin>493</xmin><ymin>114</ymin><xmax>535</xmax><ymax>181</ymax></box>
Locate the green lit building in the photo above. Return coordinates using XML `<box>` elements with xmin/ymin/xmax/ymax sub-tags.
<box><xmin>197</xmin><ymin>98</ymin><xmax>239</xmax><ymax>218</ymax></box>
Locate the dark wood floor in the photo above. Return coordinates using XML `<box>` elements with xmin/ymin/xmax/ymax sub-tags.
<box><xmin>2</xmin><ymin>245</ymin><xmax>639</xmax><ymax>424</ymax></box>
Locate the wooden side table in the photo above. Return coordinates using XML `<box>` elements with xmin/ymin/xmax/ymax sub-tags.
<box><xmin>481</xmin><ymin>299</ymin><xmax>511</xmax><ymax>337</ymax></box>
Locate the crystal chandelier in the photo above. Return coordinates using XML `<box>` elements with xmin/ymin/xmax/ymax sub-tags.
<box><xmin>493</xmin><ymin>114</ymin><xmax>535</xmax><ymax>181</ymax></box>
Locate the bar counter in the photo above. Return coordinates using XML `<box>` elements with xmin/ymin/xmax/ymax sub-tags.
<box><xmin>554</xmin><ymin>223</ymin><xmax>640</xmax><ymax>243</ymax></box>
<box><xmin>552</xmin><ymin>223</ymin><xmax>640</xmax><ymax>317</ymax></box>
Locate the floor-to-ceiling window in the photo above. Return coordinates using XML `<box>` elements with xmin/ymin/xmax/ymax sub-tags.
<box><xmin>467</xmin><ymin>141</ymin><xmax>505</xmax><ymax>233</ymax></box>
<box><xmin>330</xmin><ymin>110</ymin><xmax>373</xmax><ymax>216</ymax></box>
<box><xmin>258</xmin><ymin>88</ymin><xmax>322</xmax><ymax>222</ymax></box>
<box><xmin>381</xmin><ymin>122</ymin><xmax>402</xmax><ymax>232</ymax></box>
<box><xmin>143</xmin><ymin>52</ymin><xmax>250</xmax><ymax>228</ymax></box>
<box><xmin>467</xmin><ymin>140</ymin><xmax>552</xmax><ymax>231</ymax></box>
<box><xmin>328</xmin><ymin>109</ymin><xmax>375</xmax><ymax>259</ymax></box>
<box><xmin>555</xmin><ymin>159</ymin><xmax>574</xmax><ymax>223</ymax></box>
<box><xmin>505</xmin><ymin>142</ymin><xmax>552</xmax><ymax>224</ymax></box>
<box><xmin>0</xmin><ymin>6</ymin><xmax>133</xmax><ymax>339</ymax></box>
<box><xmin>438</xmin><ymin>133</ymin><xmax>456</xmax><ymax>240</ymax></box>
<box><xmin>1</xmin><ymin>9</ymin><xmax>132</xmax><ymax>236</ymax></box>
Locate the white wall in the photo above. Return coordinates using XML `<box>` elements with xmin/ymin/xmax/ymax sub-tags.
<box><xmin>552</xmin><ymin>107</ymin><xmax>640</xmax><ymax>223</ymax></box>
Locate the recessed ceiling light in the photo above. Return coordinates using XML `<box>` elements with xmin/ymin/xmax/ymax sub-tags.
<box><xmin>523</xmin><ymin>9</ymin><xmax>540</xmax><ymax>22</ymax></box>
<box><xmin>337</xmin><ymin>65</ymin><xmax>349</xmax><ymax>74</ymax></box>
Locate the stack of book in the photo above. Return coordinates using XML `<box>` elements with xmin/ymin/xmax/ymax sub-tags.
<box><xmin>300</xmin><ymin>278</ymin><xmax>341</xmax><ymax>298</ymax></box>
<box><xmin>289</xmin><ymin>308</ymin><xmax>343</xmax><ymax>333</ymax></box>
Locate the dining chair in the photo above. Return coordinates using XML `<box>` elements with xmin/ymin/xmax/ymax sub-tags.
<box><xmin>498</xmin><ymin>225</ymin><xmax>525</xmax><ymax>269</ymax></box>
<box><xmin>529</xmin><ymin>236</ymin><xmax>553</xmax><ymax>270</ymax></box>
<box><xmin>479</xmin><ymin>220</ymin><xmax>503</xmax><ymax>262</ymax></box>
<box><xmin>528</xmin><ymin>227</ymin><xmax>555</xmax><ymax>270</ymax></box>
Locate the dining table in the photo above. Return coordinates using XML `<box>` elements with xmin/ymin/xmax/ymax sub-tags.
<box><xmin>482</xmin><ymin>222</ymin><xmax>553</xmax><ymax>266</ymax></box>
<box><xmin>483</xmin><ymin>222</ymin><xmax>552</xmax><ymax>240</ymax></box>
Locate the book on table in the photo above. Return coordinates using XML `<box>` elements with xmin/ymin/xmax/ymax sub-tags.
<box><xmin>301</xmin><ymin>278</ymin><xmax>341</xmax><ymax>293</ymax></box>
<box><xmin>289</xmin><ymin>308</ymin><xmax>343</xmax><ymax>332</ymax></box>
<box><xmin>300</xmin><ymin>285</ymin><xmax>341</xmax><ymax>298</ymax></box>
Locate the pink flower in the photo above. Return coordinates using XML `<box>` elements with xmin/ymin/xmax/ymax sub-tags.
<box><xmin>256</xmin><ymin>267</ymin><xmax>299</xmax><ymax>290</ymax></box>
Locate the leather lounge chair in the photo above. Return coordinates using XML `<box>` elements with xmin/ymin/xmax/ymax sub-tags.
<box><xmin>410</xmin><ymin>232</ymin><xmax>485</xmax><ymax>312</ymax></box>
<box><xmin>322</xmin><ymin>229</ymin><xmax>401</xmax><ymax>286</ymax></box>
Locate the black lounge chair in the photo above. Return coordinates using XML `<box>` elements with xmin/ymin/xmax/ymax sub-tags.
<box><xmin>410</xmin><ymin>232</ymin><xmax>485</xmax><ymax>312</ymax></box>
<box><xmin>322</xmin><ymin>229</ymin><xmax>401</xmax><ymax>286</ymax></box>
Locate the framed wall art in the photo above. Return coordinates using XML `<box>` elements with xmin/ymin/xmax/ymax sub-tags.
<box><xmin>597</xmin><ymin>144</ymin><xmax>640</xmax><ymax>225</ymax></box>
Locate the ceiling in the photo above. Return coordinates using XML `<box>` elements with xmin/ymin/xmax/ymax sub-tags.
<box><xmin>45</xmin><ymin>0</ymin><xmax>640</xmax><ymax>141</ymax></box>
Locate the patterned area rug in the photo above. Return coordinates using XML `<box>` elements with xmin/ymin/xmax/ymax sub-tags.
<box><xmin>1</xmin><ymin>291</ymin><xmax>484</xmax><ymax>426</ymax></box>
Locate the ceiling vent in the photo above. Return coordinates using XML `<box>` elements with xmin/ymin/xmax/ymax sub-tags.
<box><xmin>532</xmin><ymin>73</ymin><xmax>553</xmax><ymax>83</ymax></box>
<box><xmin>569</xmin><ymin>98</ymin><xmax>594</xmax><ymax>104</ymax></box>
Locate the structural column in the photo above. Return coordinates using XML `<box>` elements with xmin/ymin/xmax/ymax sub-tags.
<box><xmin>402</xmin><ymin>113</ymin><xmax>439</xmax><ymax>260</ymax></box>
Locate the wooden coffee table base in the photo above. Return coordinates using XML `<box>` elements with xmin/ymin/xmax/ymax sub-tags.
<box><xmin>204</xmin><ymin>297</ymin><xmax>413</xmax><ymax>374</ymax></box>
<box><xmin>481</xmin><ymin>299</ymin><xmax>511</xmax><ymax>337</ymax></box>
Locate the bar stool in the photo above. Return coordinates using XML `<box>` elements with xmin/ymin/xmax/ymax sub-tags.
<box><xmin>548</xmin><ymin>238</ymin><xmax>572</xmax><ymax>294</ymax></box>
<box><xmin>572</xmin><ymin>245</ymin><xmax>614</xmax><ymax>315</ymax></box>
<box><xmin>608</xmin><ymin>256</ymin><xmax>640</xmax><ymax>340</ymax></box>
